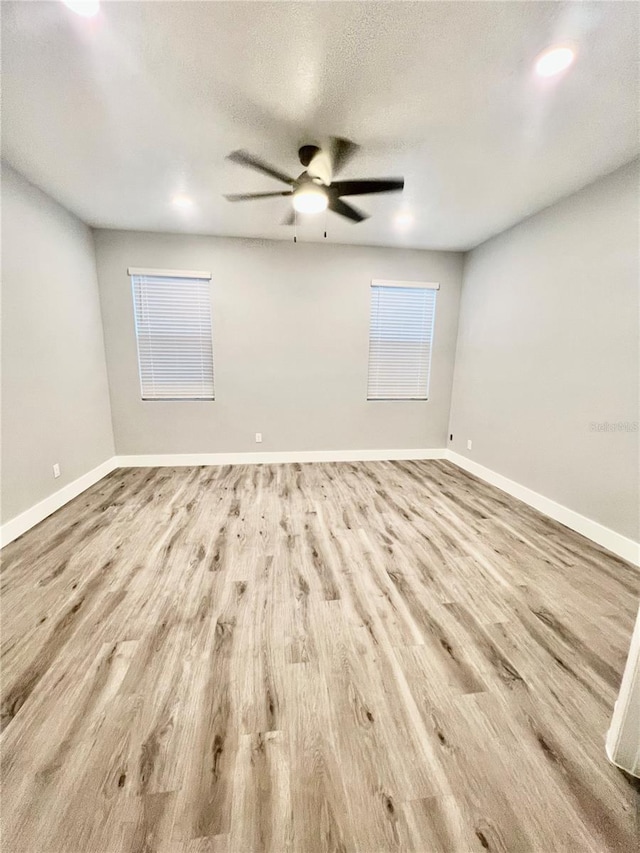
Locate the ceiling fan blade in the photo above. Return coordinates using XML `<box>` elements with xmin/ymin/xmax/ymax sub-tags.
<box><xmin>227</xmin><ymin>150</ymin><xmax>295</xmax><ymax>185</ymax></box>
<box><xmin>331</xmin><ymin>178</ymin><xmax>404</xmax><ymax>196</ymax></box>
<box><xmin>331</xmin><ymin>137</ymin><xmax>359</xmax><ymax>175</ymax></box>
<box><xmin>225</xmin><ymin>191</ymin><xmax>292</xmax><ymax>201</ymax></box>
<box><xmin>282</xmin><ymin>209</ymin><xmax>295</xmax><ymax>226</ymax></box>
<box><xmin>329</xmin><ymin>197</ymin><xmax>369</xmax><ymax>223</ymax></box>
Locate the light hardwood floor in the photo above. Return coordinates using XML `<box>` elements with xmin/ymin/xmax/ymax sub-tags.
<box><xmin>1</xmin><ymin>460</ymin><xmax>638</xmax><ymax>852</ymax></box>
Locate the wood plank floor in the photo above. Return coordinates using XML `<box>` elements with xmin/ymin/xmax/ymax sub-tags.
<box><xmin>1</xmin><ymin>460</ymin><xmax>638</xmax><ymax>852</ymax></box>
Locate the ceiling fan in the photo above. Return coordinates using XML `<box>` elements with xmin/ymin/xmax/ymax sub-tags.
<box><xmin>224</xmin><ymin>137</ymin><xmax>404</xmax><ymax>224</ymax></box>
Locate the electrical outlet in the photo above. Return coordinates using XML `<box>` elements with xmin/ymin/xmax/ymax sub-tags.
<box><xmin>255</xmin><ymin>432</ymin><xmax>262</xmax><ymax>443</ymax></box>
<box><xmin>53</xmin><ymin>463</ymin><xmax>61</xmax><ymax>478</ymax></box>
<box><xmin>449</xmin><ymin>434</ymin><xmax>453</xmax><ymax>442</ymax></box>
<box><xmin>466</xmin><ymin>440</ymin><xmax>472</xmax><ymax>451</ymax></box>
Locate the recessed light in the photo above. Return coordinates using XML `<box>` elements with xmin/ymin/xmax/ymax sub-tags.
<box><xmin>62</xmin><ymin>0</ymin><xmax>100</xmax><ymax>17</ymax></box>
<box><xmin>535</xmin><ymin>46</ymin><xmax>575</xmax><ymax>78</ymax></box>
<box><xmin>394</xmin><ymin>211</ymin><xmax>414</xmax><ymax>229</ymax></box>
<box><xmin>172</xmin><ymin>194</ymin><xmax>193</xmax><ymax>210</ymax></box>
<box><xmin>292</xmin><ymin>186</ymin><xmax>328</xmax><ymax>214</ymax></box>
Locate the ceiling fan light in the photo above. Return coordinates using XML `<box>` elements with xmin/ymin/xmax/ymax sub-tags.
<box><xmin>292</xmin><ymin>186</ymin><xmax>328</xmax><ymax>215</ymax></box>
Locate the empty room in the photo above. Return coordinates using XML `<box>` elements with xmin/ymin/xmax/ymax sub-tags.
<box><xmin>1</xmin><ymin>1</ymin><xmax>639</xmax><ymax>851</ymax></box>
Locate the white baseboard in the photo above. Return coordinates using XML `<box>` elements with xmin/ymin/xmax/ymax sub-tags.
<box><xmin>0</xmin><ymin>457</ymin><xmax>118</xmax><ymax>548</ymax></box>
<box><xmin>446</xmin><ymin>450</ymin><xmax>640</xmax><ymax>566</ymax></box>
<box><xmin>114</xmin><ymin>448</ymin><xmax>446</xmax><ymax>467</ymax></box>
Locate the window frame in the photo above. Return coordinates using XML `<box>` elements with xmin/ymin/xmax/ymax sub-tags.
<box><xmin>366</xmin><ymin>279</ymin><xmax>439</xmax><ymax>402</ymax></box>
<box><xmin>128</xmin><ymin>267</ymin><xmax>215</xmax><ymax>402</ymax></box>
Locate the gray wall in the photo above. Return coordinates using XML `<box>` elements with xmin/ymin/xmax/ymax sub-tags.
<box><xmin>449</xmin><ymin>160</ymin><xmax>640</xmax><ymax>540</ymax></box>
<box><xmin>93</xmin><ymin>231</ymin><xmax>463</xmax><ymax>455</ymax></box>
<box><xmin>1</xmin><ymin>164</ymin><xmax>114</xmax><ymax>523</ymax></box>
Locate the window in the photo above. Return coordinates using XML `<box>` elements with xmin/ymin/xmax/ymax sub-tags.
<box><xmin>129</xmin><ymin>268</ymin><xmax>214</xmax><ymax>400</ymax></box>
<box><xmin>367</xmin><ymin>280</ymin><xmax>439</xmax><ymax>401</ymax></box>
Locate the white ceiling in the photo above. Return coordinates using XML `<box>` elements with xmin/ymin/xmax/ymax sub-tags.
<box><xmin>2</xmin><ymin>1</ymin><xmax>638</xmax><ymax>251</ymax></box>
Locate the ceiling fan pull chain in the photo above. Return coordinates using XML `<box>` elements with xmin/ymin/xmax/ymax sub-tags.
<box><xmin>294</xmin><ymin>209</ymin><xmax>297</xmax><ymax>243</ymax></box>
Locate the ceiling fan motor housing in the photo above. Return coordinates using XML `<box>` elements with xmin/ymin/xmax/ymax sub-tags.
<box><xmin>298</xmin><ymin>145</ymin><xmax>320</xmax><ymax>167</ymax></box>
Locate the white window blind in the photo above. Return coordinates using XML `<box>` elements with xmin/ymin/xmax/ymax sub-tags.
<box><xmin>367</xmin><ymin>280</ymin><xmax>438</xmax><ymax>401</ymax></box>
<box><xmin>130</xmin><ymin>270</ymin><xmax>214</xmax><ymax>400</ymax></box>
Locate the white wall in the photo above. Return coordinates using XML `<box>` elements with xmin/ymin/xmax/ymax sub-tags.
<box><xmin>93</xmin><ymin>231</ymin><xmax>463</xmax><ymax>456</ymax></box>
<box><xmin>1</xmin><ymin>163</ymin><xmax>115</xmax><ymax>524</ymax></box>
<box><xmin>449</xmin><ymin>160</ymin><xmax>640</xmax><ymax>541</ymax></box>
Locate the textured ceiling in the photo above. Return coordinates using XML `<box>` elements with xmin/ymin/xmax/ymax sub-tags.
<box><xmin>2</xmin><ymin>1</ymin><xmax>638</xmax><ymax>250</ymax></box>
